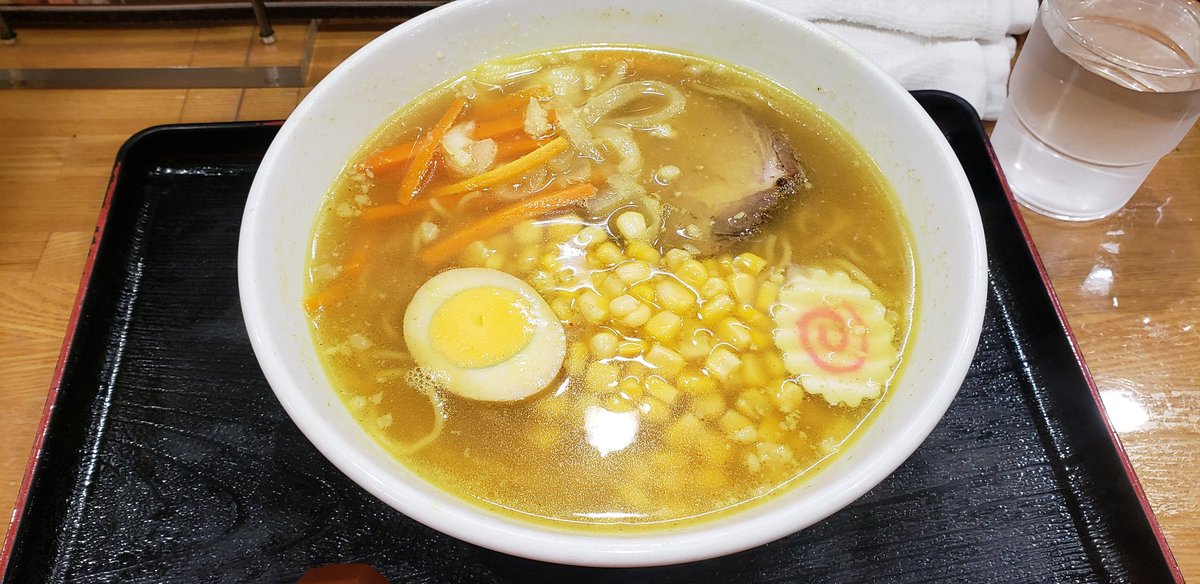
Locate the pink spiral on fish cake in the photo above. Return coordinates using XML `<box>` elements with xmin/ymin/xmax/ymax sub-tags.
<box><xmin>795</xmin><ymin>304</ymin><xmax>868</xmax><ymax>374</ymax></box>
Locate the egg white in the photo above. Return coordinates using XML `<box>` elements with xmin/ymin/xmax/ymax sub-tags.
<box><xmin>403</xmin><ymin>268</ymin><xmax>566</xmax><ymax>401</ymax></box>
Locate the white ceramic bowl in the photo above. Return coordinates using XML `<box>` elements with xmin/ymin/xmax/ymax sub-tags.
<box><xmin>239</xmin><ymin>0</ymin><xmax>987</xmax><ymax>567</ymax></box>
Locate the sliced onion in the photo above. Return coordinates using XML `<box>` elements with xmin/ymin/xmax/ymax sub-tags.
<box><xmin>473</xmin><ymin>59</ymin><xmax>543</xmax><ymax>85</ymax></box>
<box><xmin>552</xmin><ymin>100</ymin><xmax>603</xmax><ymax>160</ymax></box>
<box><xmin>591</xmin><ymin>60</ymin><xmax>629</xmax><ymax>95</ymax></box>
<box><xmin>580</xmin><ymin>81</ymin><xmax>686</xmax><ymax>128</ymax></box>
<box><xmin>595</xmin><ymin>126</ymin><xmax>643</xmax><ymax>175</ymax></box>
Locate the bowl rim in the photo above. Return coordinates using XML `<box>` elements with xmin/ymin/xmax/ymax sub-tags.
<box><xmin>238</xmin><ymin>0</ymin><xmax>987</xmax><ymax>567</ymax></box>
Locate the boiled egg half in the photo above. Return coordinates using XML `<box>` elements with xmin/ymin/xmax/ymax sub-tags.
<box><xmin>403</xmin><ymin>268</ymin><xmax>566</xmax><ymax>401</ymax></box>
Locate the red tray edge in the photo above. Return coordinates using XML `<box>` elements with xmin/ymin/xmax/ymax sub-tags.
<box><xmin>0</xmin><ymin>157</ymin><xmax>121</xmax><ymax>579</ymax></box>
<box><xmin>982</xmin><ymin>140</ymin><xmax>1184</xmax><ymax>584</ymax></box>
<box><xmin>0</xmin><ymin>120</ymin><xmax>284</xmax><ymax>580</ymax></box>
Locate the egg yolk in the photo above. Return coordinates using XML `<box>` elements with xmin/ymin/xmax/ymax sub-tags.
<box><xmin>429</xmin><ymin>286</ymin><xmax>535</xmax><ymax>368</ymax></box>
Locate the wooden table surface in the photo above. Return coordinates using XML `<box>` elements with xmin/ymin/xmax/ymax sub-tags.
<box><xmin>1</xmin><ymin>24</ymin><xmax>1196</xmax><ymax>579</ymax></box>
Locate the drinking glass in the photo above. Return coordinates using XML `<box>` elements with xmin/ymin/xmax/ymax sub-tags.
<box><xmin>991</xmin><ymin>0</ymin><xmax>1200</xmax><ymax>221</ymax></box>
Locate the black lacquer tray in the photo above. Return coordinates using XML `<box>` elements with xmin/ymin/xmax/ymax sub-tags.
<box><xmin>1</xmin><ymin>92</ymin><xmax>1182</xmax><ymax>583</ymax></box>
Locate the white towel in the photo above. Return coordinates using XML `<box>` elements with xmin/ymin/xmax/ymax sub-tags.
<box><xmin>763</xmin><ymin>0</ymin><xmax>1038</xmax><ymax>119</ymax></box>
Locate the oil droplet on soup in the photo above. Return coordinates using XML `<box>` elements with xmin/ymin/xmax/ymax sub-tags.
<box><xmin>304</xmin><ymin>45</ymin><xmax>916</xmax><ymax>530</ymax></box>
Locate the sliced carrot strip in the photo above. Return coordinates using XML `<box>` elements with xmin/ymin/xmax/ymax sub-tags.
<box><xmin>361</xmin><ymin>192</ymin><xmax>477</xmax><ymax>221</ymax></box>
<box><xmin>432</xmin><ymin>136</ymin><xmax>570</xmax><ymax>197</ymax></box>
<box><xmin>361</xmin><ymin>200</ymin><xmax>434</xmax><ymax>221</ymax></box>
<box><xmin>515</xmin><ymin>85</ymin><xmax>552</xmax><ymax>100</ymax></box>
<box><xmin>360</xmin><ymin>141</ymin><xmax>416</xmax><ymax>175</ymax></box>
<box><xmin>341</xmin><ymin>244</ymin><xmax>369</xmax><ymax>278</ymax></box>
<box><xmin>468</xmin><ymin>86</ymin><xmax>549</xmax><ymax>120</ymax></box>
<box><xmin>420</xmin><ymin>183</ymin><xmax>597</xmax><ymax>266</ymax></box>
<box><xmin>473</xmin><ymin>115</ymin><xmax>526</xmax><ymax>141</ymax></box>
<box><xmin>397</xmin><ymin>97</ymin><xmax>467</xmax><ymax>205</ymax></box>
<box><xmin>495</xmin><ymin>137</ymin><xmax>546</xmax><ymax>161</ymax></box>
<box><xmin>303</xmin><ymin>285</ymin><xmax>347</xmax><ymax>315</ymax></box>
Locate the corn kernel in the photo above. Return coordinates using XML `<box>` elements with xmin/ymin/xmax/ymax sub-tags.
<box><xmin>528</xmin><ymin>270</ymin><xmax>554</xmax><ymax>294</ymax></box>
<box><xmin>646</xmin><ymin>375</ymin><xmax>680</xmax><ymax>404</ymax></box>
<box><xmin>626</xmin><ymin>240</ymin><xmax>662</xmax><ymax>263</ymax></box>
<box><xmin>716</xmin><ymin>317</ymin><xmax>752</xmax><ymax>350</ymax></box>
<box><xmin>736</xmin><ymin>389</ymin><xmax>772</xmax><ymax>420</ymax></box>
<box><xmin>538</xmin><ymin>251</ymin><xmax>561</xmax><ymax>273</ymax></box>
<box><xmin>740</xmin><ymin>353</ymin><xmax>768</xmax><ymax>387</ymax></box>
<box><xmin>666</xmin><ymin>413</ymin><xmax>708</xmax><ymax>448</ymax></box>
<box><xmin>702</xmin><ymin>259</ymin><xmax>720</xmax><ymax>276</ymax></box>
<box><xmin>625</xmin><ymin>359</ymin><xmax>651</xmax><ymax>378</ymax></box>
<box><xmin>691</xmin><ymin>393</ymin><xmax>726</xmax><ymax>420</ymax></box>
<box><xmin>656</xmin><ymin>279</ymin><xmax>697</xmax><ymax>313</ymax></box>
<box><xmin>639</xmin><ymin>396</ymin><xmax>671</xmax><ymax>425</ymax></box>
<box><xmin>677</xmin><ymin>368</ymin><xmax>719</xmax><ymax>393</ymax></box>
<box><xmin>461</xmin><ymin>240</ymin><xmax>493</xmax><ymax>266</ymax></box>
<box><xmin>572</xmin><ymin>225</ymin><xmax>608</xmax><ymax>249</ymax></box>
<box><xmin>483</xmin><ymin>254</ymin><xmax>506</xmax><ymax>270</ymax></box>
<box><xmin>749</xmin><ymin>327</ymin><xmax>772</xmax><ymax>350</ymax></box>
<box><xmin>700</xmin><ymin>277</ymin><xmax>729</xmax><ymax>299</ymax></box>
<box><xmin>677</xmin><ymin>329</ymin><xmax>713</xmax><ymax>362</ymax></box>
<box><xmin>515</xmin><ymin>247</ymin><xmax>540</xmax><ymax>273</ymax></box>
<box><xmin>547</xmin><ymin>214</ymin><xmax>584</xmax><ymax>240</ymax></box>
<box><xmin>774</xmin><ymin>379</ymin><xmax>805</xmax><ymax>412</ymax></box>
<box><xmin>614</xmin><ymin>260</ymin><xmax>652</xmax><ymax>284</ymax></box>
<box><xmin>605</xmin><ymin>392</ymin><xmax>637</xmax><ymax>413</ymax></box>
<box><xmin>567</xmin><ymin>341</ymin><xmax>588</xmax><ymax>376</ymax></box>
<box><xmin>577</xmin><ymin>290</ymin><xmax>609</xmax><ymax>324</ymax></box>
<box><xmin>535</xmin><ymin>394</ymin><xmax>568</xmax><ymax>418</ymax></box>
<box><xmin>733</xmin><ymin>252</ymin><xmax>768</xmax><ymax>275</ymax></box>
<box><xmin>490</xmin><ymin>234</ymin><xmax>515</xmax><ymax>253</ymax></box>
<box><xmin>736</xmin><ymin>305</ymin><xmax>773</xmax><ymax>331</ymax></box>
<box><xmin>758</xmin><ymin>414</ymin><xmax>785</xmax><ymax>443</ymax></box>
<box><xmin>618</xmin><ymin>376</ymin><xmax>645</xmax><ymax>401</ymax></box>
<box><xmin>609</xmin><ymin>294</ymin><xmax>641</xmax><ymax>318</ymax></box>
<box><xmin>550</xmin><ymin>296</ymin><xmax>575</xmax><ymax>321</ymax></box>
<box><xmin>676</xmin><ymin>259</ymin><xmax>708</xmax><ymax>287</ymax></box>
<box><xmin>513</xmin><ymin>221</ymin><xmax>543</xmax><ymax>245</ymax></box>
<box><xmin>590</xmin><ymin>331</ymin><xmax>619</xmax><ymax>359</ymax></box>
<box><xmin>585</xmin><ymin>361</ymin><xmax>620</xmax><ymax>393</ymax></box>
<box><xmin>597</xmin><ymin>273</ymin><xmax>627</xmax><ymax>298</ymax></box>
<box><xmin>705</xmin><ymin>346</ymin><xmax>742</xmax><ymax>382</ymax></box>
<box><xmin>615</xmin><ymin>211</ymin><xmax>649</xmax><ymax>240</ymax></box>
<box><xmin>663</xmin><ymin>248</ymin><xmax>692</xmax><ymax>271</ymax></box>
<box><xmin>719</xmin><ymin>410</ymin><xmax>758</xmax><ymax>443</ymax></box>
<box><xmin>645</xmin><ymin>311</ymin><xmax>683</xmax><ymax>342</ymax></box>
<box><xmin>622</xmin><ymin>304</ymin><xmax>653</xmax><ymax>328</ymax></box>
<box><xmin>699</xmin><ymin>294</ymin><xmax>735</xmax><ymax>322</ymax></box>
<box><xmin>618</xmin><ymin>339</ymin><xmax>647</xmax><ymax>358</ymax></box>
<box><xmin>592</xmin><ymin>241</ymin><xmax>625</xmax><ymax>266</ymax></box>
<box><xmin>555</xmin><ymin>267</ymin><xmax>580</xmax><ymax>286</ymax></box>
<box><xmin>755</xmin><ymin>281</ymin><xmax>780</xmax><ymax>312</ymax></box>
<box><xmin>715</xmin><ymin>255</ymin><xmax>734</xmax><ymax>275</ymax></box>
<box><xmin>630</xmin><ymin>283</ymin><xmax>657</xmax><ymax>304</ymax></box>
<box><xmin>763</xmin><ymin>351</ymin><xmax>787</xmax><ymax>378</ymax></box>
<box><xmin>730</xmin><ymin>273</ymin><xmax>757</xmax><ymax>306</ymax></box>
<box><xmin>696</xmin><ymin>465</ymin><xmax>729</xmax><ymax>488</ymax></box>
<box><xmin>645</xmin><ymin>344</ymin><xmax>686</xmax><ymax>375</ymax></box>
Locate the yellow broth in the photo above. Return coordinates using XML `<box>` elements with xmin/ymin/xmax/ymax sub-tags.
<box><xmin>304</xmin><ymin>46</ymin><xmax>916</xmax><ymax>530</ymax></box>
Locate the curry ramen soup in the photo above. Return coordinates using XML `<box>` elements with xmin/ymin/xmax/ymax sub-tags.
<box><xmin>305</xmin><ymin>46</ymin><xmax>916</xmax><ymax>529</ymax></box>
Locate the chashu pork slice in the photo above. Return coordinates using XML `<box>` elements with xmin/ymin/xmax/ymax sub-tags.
<box><xmin>661</xmin><ymin>108</ymin><xmax>808</xmax><ymax>255</ymax></box>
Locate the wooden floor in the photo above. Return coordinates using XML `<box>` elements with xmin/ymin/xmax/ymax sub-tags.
<box><xmin>1</xmin><ymin>23</ymin><xmax>1198</xmax><ymax>579</ymax></box>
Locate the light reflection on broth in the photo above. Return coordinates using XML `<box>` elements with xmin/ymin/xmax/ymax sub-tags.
<box><xmin>304</xmin><ymin>45</ymin><xmax>916</xmax><ymax>530</ymax></box>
